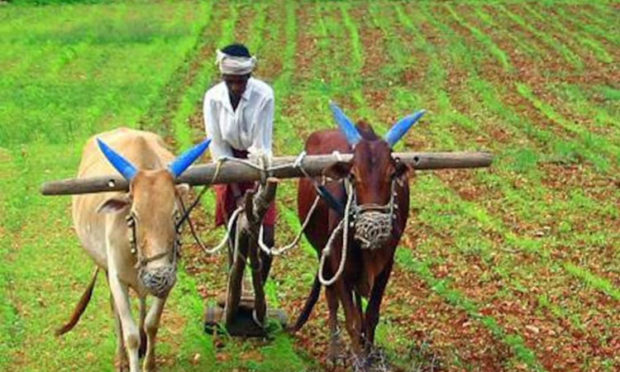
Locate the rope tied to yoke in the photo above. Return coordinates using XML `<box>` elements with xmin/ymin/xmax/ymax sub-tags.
<box><xmin>317</xmin><ymin>179</ymin><xmax>355</xmax><ymax>286</ymax></box>
<box><xmin>176</xmin><ymin>157</ymin><xmax>236</xmax><ymax>256</ymax></box>
<box><xmin>189</xmin><ymin>150</ymin><xmax>350</xmax><ymax>258</ymax></box>
<box><xmin>198</xmin><ymin>153</ymin><xmax>275</xmax><ymax>257</ymax></box>
<box><xmin>257</xmin><ymin>150</ymin><xmax>346</xmax><ymax>256</ymax></box>
<box><xmin>258</xmin><ymin>151</ymin><xmax>323</xmax><ymax>256</ymax></box>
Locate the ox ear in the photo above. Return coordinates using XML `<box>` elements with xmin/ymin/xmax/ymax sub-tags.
<box><xmin>384</xmin><ymin>109</ymin><xmax>426</xmax><ymax>147</ymax></box>
<box><xmin>168</xmin><ymin>138</ymin><xmax>211</xmax><ymax>178</ymax></box>
<box><xmin>393</xmin><ymin>158</ymin><xmax>411</xmax><ymax>180</ymax></box>
<box><xmin>323</xmin><ymin>161</ymin><xmax>353</xmax><ymax>181</ymax></box>
<box><xmin>97</xmin><ymin>194</ymin><xmax>131</xmax><ymax>214</ymax></box>
<box><xmin>329</xmin><ymin>101</ymin><xmax>362</xmax><ymax>146</ymax></box>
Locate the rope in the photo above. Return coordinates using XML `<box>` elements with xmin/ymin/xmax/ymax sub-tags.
<box><xmin>192</xmin><ymin>151</ymin><xmax>348</xmax><ymax>259</ymax></box>
<box><xmin>318</xmin><ymin>180</ymin><xmax>354</xmax><ymax>286</ymax></box>
<box><xmin>258</xmin><ymin>193</ymin><xmax>321</xmax><ymax>256</ymax></box>
<box><xmin>172</xmin><ymin>156</ymin><xmax>232</xmax><ymax>256</ymax></box>
<box><xmin>207</xmin><ymin>150</ymin><xmax>341</xmax><ymax>183</ymax></box>
<box><xmin>203</xmin><ymin>206</ymin><xmax>243</xmax><ymax>255</ymax></box>
<box><xmin>256</xmin><ymin>151</ymin><xmax>323</xmax><ymax>256</ymax></box>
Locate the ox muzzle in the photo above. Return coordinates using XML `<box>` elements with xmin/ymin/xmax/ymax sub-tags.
<box><xmin>349</xmin><ymin>179</ymin><xmax>397</xmax><ymax>250</ymax></box>
<box><xmin>138</xmin><ymin>265</ymin><xmax>177</xmax><ymax>298</ymax></box>
<box><xmin>127</xmin><ymin>214</ymin><xmax>181</xmax><ymax>298</ymax></box>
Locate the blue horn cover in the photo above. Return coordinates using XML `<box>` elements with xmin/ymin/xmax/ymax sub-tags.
<box><xmin>384</xmin><ymin>109</ymin><xmax>426</xmax><ymax>147</ymax></box>
<box><xmin>329</xmin><ymin>101</ymin><xmax>362</xmax><ymax>145</ymax></box>
<box><xmin>96</xmin><ymin>138</ymin><xmax>138</xmax><ymax>180</ymax></box>
<box><xmin>168</xmin><ymin>138</ymin><xmax>211</xmax><ymax>178</ymax></box>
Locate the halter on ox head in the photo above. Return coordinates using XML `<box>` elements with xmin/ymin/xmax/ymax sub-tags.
<box><xmin>325</xmin><ymin>102</ymin><xmax>425</xmax><ymax>249</ymax></box>
<box><xmin>96</xmin><ymin>138</ymin><xmax>210</xmax><ymax>298</ymax></box>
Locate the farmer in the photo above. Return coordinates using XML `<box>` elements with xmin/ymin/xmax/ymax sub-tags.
<box><xmin>203</xmin><ymin>43</ymin><xmax>275</xmax><ymax>282</ymax></box>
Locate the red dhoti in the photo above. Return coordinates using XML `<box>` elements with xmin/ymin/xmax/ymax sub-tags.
<box><xmin>214</xmin><ymin>148</ymin><xmax>277</xmax><ymax>227</ymax></box>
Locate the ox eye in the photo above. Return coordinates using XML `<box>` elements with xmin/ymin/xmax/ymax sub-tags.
<box><xmin>349</xmin><ymin>171</ymin><xmax>360</xmax><ymax>182</ymax></box>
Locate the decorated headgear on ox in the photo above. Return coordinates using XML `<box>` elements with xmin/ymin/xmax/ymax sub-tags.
<box><xmin>328</xmin><ymin>102</ymin><xmax>426</xmax><ymax>148</ymax></box>
<box><xmin>96</xmin><ymin>137</ymin><xmax>211</xmax><ymax>181</ymax></box>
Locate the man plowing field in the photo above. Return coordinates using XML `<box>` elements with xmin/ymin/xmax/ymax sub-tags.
<box><xmin>203</xmin><ymin>43</ymin><xmax>276</xmax><ymax>283</ymax></box>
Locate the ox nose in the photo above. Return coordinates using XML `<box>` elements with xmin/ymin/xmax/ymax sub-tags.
<box><xmin>139</xmin><ymin>265</ymin><xmax>177</xmax><ymax>298</ymax></box>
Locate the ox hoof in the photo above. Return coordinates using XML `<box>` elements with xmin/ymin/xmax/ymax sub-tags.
<box><xmin>327</xmin><ymin>341</ymin><xmax>347</xmax><ymax>367</ymax></box>
<box><xmin>114</xmin><ymin>357</ymin><xmax>129</xmax><ymax>372</ymax></box>
<box><xmin>143</xmin><ymin>359</ymin><xmax>156</xmax><ymax>372</ymax></box>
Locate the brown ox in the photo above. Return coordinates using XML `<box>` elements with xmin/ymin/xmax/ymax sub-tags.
<box><xmin>291</xmin><ymin>103</ymin><xmax>424</xmax><ymax>367</ymax></box>
<box><xmin>58</xmin><ymin>128</ymin><xmax>209</xmax><ymax>372</ymax></box>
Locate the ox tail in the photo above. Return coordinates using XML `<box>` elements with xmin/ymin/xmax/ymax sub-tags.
<box><xmin>55</xmin><ymin>266</ymin><xmax>99</xmax><ymax>336</ymax></box>
<box><xmin>288</xmin><ymin>272</ymin><xmax>321</xmax><ymax>333</ymax></box>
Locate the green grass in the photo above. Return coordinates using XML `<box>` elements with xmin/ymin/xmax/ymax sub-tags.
<box><xmin>445</xmin><ymin>4</ymin><xmax>513</xmax><ymax>72</ymax></box>
<box><xmin>496</xmin><ymin>4</ymin><xmax>585</xmax><ymax>70</ymax></box>
<box><xmin>396</xmin><ymin>248</ymin><xmax>544</xmax><ymax>372</ymax></box>
<box><xmin>387</xmin><ymin>4</ymin><xmax>618</xmax><ymax>369</ymax></box>
<box><xmin>526</xmin><ymin>3</ymin><xmax>613</xmax><ymax>64</ymax></box>
<box><xmin>516</xmin><ymin>82</ymin><xmax>617</xmax><ymax>171</ymax></box>
<box><xmin>0</xmin><ymin>2</ymin><xmax>214</xmax><ymax>370</ymax></box>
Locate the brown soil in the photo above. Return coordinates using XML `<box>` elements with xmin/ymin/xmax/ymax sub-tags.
<box><xmin>387</xmin><ymin>4</ymin><xmax>619</xmax><ymax>371</ymax></box>
<box><xmin>155</xmin><ymin>2</ymin><xmax>619</xmax><ymax>370</ymax></box>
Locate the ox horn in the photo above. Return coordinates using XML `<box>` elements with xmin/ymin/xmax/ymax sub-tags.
<box><xmin>168</xmin><ymin>138</ymin><xmax>211</xmax><ymax>178</ymax></box>
<box><xmin>329</xmin><ymin>101</ymin><xmax>362</xmax><ymax>146</ymax></box>
<box><xmin>97</xmin><ymin>138</ymin><xmax>137</xmax><ymax>180</ymax></box>
<box><xmin>384</xmin><ymin>109</ymin><xmax>426</xmax><ymax>147</ymax></box>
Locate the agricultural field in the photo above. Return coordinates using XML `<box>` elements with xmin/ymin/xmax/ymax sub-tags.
<box><xmin>0</xmin><ymin>0</ymin><xmax>618</xmax><ymax>371</ymax></box>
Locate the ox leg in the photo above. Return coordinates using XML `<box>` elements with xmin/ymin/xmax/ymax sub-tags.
<box><xmin>143</xmin><ymin>295</ymin><xmax>167</xmax><ymax>372</ymax></box>
<box><xmin>109</xmin><ymin>273</ymin><xmax>140</xmax><ymax>372</ymax></box>
<box><xmin>364</xmin><ymin>262</ymin><xmax>393</xmax><ymax>353</ymax></box>
<box><xmin>138</xmin><ymin>297</ymin><xmax>147</xmax><ymax>358</ymax></box>
<box><xmin>326</xmin><ymin>285</ymin><xmax>344</xmax><ymax>365</ymax></box>
<box><xmin>111</xmin><ymin>293</ymin><xmax>128</xmax><ymax>371</ymax></box>
<box><xmin>335</xmin><ymin>279</ymin><xmax>364</xmax><ymax>364</ymax></box>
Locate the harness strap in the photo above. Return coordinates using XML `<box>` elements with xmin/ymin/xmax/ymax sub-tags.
<box><xmin>316</xmin><ymin>185</ymin><xmax>345</xmax><ymax>216</ymax></box>
<box><xmin>295</xmin><ymin>151</ymin><xmax>345</xmax><ymax>216</ymax></box>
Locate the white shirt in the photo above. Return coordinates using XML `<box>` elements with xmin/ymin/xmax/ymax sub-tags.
<box><xmin>203</xmin><ymin>77</ymin><xmax>274</xmax><ymax>160</ymax></box>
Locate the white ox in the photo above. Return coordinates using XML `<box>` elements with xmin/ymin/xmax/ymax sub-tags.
<box><xmin>57</xmin><ymin>128</ymin><xmax>210</xmax><ymax>371</ymax></box>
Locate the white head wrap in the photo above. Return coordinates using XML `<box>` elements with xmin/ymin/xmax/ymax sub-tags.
<box><xmin>216</xmin><ymin>49</ymin><xmax>257</xmax><ymax>75</ymax></box>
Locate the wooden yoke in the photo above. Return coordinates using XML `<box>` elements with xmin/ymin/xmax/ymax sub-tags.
<box><xmin>224</xmin><ymin>178</ymin><xmax>278</xmax><ymax>328</ymax></box>
<box><xmin>40</xmin><ymin>152</ymin><xmax>493</xmax><ymax>196</ymax></box>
